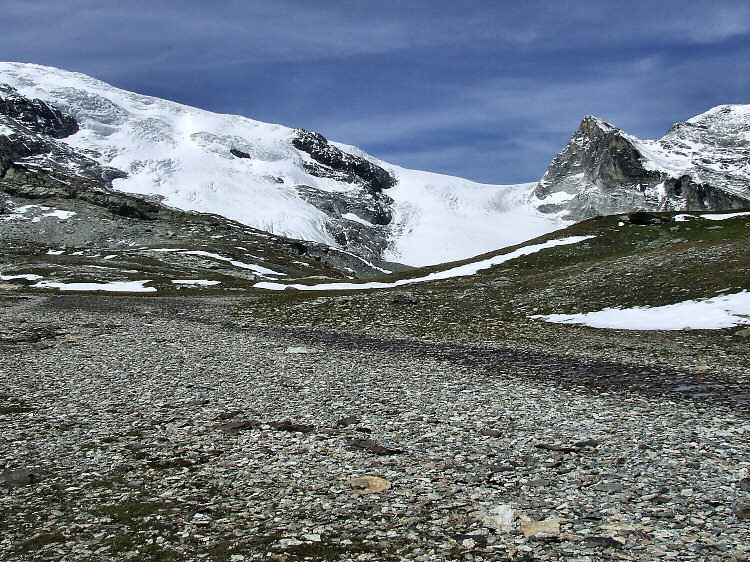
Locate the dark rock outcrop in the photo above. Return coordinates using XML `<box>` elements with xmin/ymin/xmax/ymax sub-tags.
<box><xmin>295</xmin><ymin>184</ymin><xmax>392</xmax><ymax>226</ymax></box>
<box><xmin>230</xmin><ymin>148</ymin><xmax>251</xmax><ymax>159</ymax></box>
<box><xmin>294</xmin><ymin>184</ymin><xmax>392</xmax><ymax>262</ymax></box>
<box><xmin>0</xmin><ymin>85</ymin><xmax>127</xmax><ymax>188</ymax></box>
<box><xmin>1</xmin><ymin>161</ymin><xmax>165</xmax><ymax>220</ymax></box>
<box><xmin>0</xmin><ymin>85</ymin><xmax>78</xmax><ymax>138</ymax></box>
<box><xmin>290</xmin><ymin>130</ymin><xmax>398</xmax><ymax>262</ymax></box>
<box><xmin>0</xmin><ymin>131</ymin><xmax>127</xmax><ymax>187</ymax></box>
<box><xmin>291</xmin><ymin>129</ymin><xmax>396</xmax><ymax>195</ymax></box>
<box><xmin>618</xmin><ymin>212</ymin><xmax>673</xmax><ymax>226</ymax></box>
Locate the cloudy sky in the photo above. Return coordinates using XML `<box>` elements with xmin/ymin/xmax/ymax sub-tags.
<box><xmin>2</xmin><ymin>1</ymin><xmax>748</xmax><ymax>183</ymax></box>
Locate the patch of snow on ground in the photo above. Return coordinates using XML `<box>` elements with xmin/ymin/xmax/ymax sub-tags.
<box><xmin>142</xmin><ymin>248</ymin><xmax>284</xmax><ymax>276</ymax></box>
<box><xmin>42</xmin><ymin>209</ymin><xmax>76</xmax><ymax>220</ymax></box>
<box><xmin>46</xmin><ymin>249</ymin><xmax>65</xmax><ymax>255</ymax></box>
<box><xmin>533</xmin><ymin>291</ymin><xmax>750</xmax><ymax>330</ymax></box>
<box><xmin>171</xmin><ymin>279</ymin><xmax>221</xmax><ymax>286</ymax></box>
<box><xmin>675</xmin><ymin>212</ymin><xmax>750</xmax><ymax>222</ymax></box>
<box><xmin>2</xmin><ymin>204</ymin><xmax>40</xmax><ymax>221</ymax></box>
<box><xmin>32</xmin><ymin>280</ymin><xmax>157</xmax><ymax>293</ymax></box>
<box><xmin>702</xmin><ymin>211</ymin><xmax>750</xmax><ymax>221</ymax></box>
<box><xmin>341</xmin><ymin>212</ymin><xmax>375</xmax><ymax>226</ymax></box>
<box><xmin>532</xmin><ymin>188</ymin><xmax>578</xmax><ymax>206</ymax></box>
<box><xmin>1</xmin><ymin>274</ymin><xmax>43</xmax><ymax>281</ymax></box>
<box><xmin>183</xmin><ymin>250</ymin><xmax>285</xmax><ymax>276</ymax></box>
<box><xmin>255</xmin><ymin>236</ymin><xmax>593</xmax><ymax>291</ymax></box>
<box><xmin>146</xmin><ymin>248</ymin><xmax>190</xmax><ymax>252</ymax></box>
<box><xmin>3</xmin><ymin>204</ymin><xmax>75</xmax><ymax>222</ymax></box>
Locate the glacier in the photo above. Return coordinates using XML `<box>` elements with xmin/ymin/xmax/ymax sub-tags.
<box><xmin>0</xmin><ymin>62</ymin><xmax>564</xmax><ymax>267</ymax></box>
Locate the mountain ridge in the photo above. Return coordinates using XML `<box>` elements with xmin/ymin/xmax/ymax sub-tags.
<box><xmin>0</xmin><ymin>62</ymin><xmax>561</xmax><ymax>268</ymax></box>
<box><xmin>1</xmin><ymin>62</ymin><xmax>748</xmax><ymax>273</ymax></box>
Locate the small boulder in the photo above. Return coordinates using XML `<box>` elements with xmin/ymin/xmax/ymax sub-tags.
<box><xmin>488</xmin><ymin>463</ymin><xmax>515</xmax><ymax>473</ymax></box>
<box><xmin>269</xmin><ymin>419</ymin><xmax>316</xmax><ymax>433</ymax></box>
<box><xmin>335</xmin><ymin>415</ymin><xmax>359</xmax><ymax>428</ymax></box>
<box><xmin>480</xmin><ymin>504</ymin><xmax>515</xmax><ymax>531</ymax></box>
<box><xmin>479</xmin><ymin>428</ymin><xmax>501</xmax><ymax>438</ymax></box>
<box><xmin>521</xmin><ymin>518</ymin><xmax>561</xmax><ymax>539</ymax></box>
<box><xmin>216</xmin><ymin>420</ymin><xmax>257</xmax><ymax>434</ymax></box>
<box><xmin>1</xmin><ymin>468</ymin><xmax>43</xmax><ymax>486</ymax></box>
<box><xmin>390</xmin><ymin>291</ymin><xmax>419</xmax><ymax>305</ymax></box>
<box><xmin>593</xmin><ymin>482</ymin><xmax>624</xmax><ymax>493</ymax></box>
<box><xmin>346</xmin><ymin>437</ymin><xmax>402</xmax><ymax>455</ymax></box>
<box><xmin>347</xmin><ymin>476</ymin><xmax>391</xmax><ymax>495</ymax></box>
<box><xmin>285</xmin><ymin>346</ymin><xmax>318</xmax><ymax>354</ymax></box>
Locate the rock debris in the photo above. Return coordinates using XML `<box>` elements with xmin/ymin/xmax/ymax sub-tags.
<box><xmin>0</xmin><ymin>294</ymin><xmax>749</xmax><ymax>560</ymax></box>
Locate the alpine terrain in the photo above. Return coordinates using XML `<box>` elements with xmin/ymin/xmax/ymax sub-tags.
<box><xmin>1</xmin><ymin>62</ymin><xmax>749</xmax><ymax>561</ymax></box>
<box><xmin>0</xmin><ymin>62</ymin><xmax>562</xmax><ymax>270</ymax></box>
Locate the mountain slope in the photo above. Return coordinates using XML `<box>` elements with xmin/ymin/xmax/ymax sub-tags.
<box><xmin>529</xmin><ymin>107</ymin><xmax>750</xmax><ymax>220</ymax></box>
<box><xmin>243</xmin><ymin>209</ymin><xmax>750</xmax><ymax>357</ymax></box>
<box><xmin>0</xmin><ymin>62</ymin><xmax>562</xmax><ymax>267</ymax></box>
<box><xmin>0</xmin><ymin>153</ymin><xmax>397</xmax><ymax>293</ymax></box>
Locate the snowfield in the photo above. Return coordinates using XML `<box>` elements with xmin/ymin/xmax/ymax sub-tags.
<box><xmin>0</xmin><ymin>62</ymin><xmax>564</xmax><ymax>267</ymax></box>
<box><xmin>1</xmin><ymin>204</ymin><xmax>76</xmax><ymax>222</ymax></box>
<box><xmin>675</xmin><ymin>211</ymin><xmax>750</xmax><ymax>222</ymax></box>
<box><xmin>533</xmin><ymin>291</ymin><xmax>750</xmax><ymax>330</ymax></box>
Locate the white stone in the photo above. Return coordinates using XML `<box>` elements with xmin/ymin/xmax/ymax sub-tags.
<box><xmin>481</xmin><ymin>504</ymin><xmax>515</xmax><ymax>531</ymax></box>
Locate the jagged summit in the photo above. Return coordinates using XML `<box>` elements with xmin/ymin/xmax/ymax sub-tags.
<box><xmin>0</xmin><ymin>62</ymin><xmax>560</xmax><ymax>268</ymax></box>
<box><xmin>529</xmin><ymin>105</ymin><xmax>750</xmax><ymax>221</ymax></box>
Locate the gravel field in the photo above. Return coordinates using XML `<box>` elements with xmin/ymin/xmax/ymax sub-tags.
<box><xmin>1</xmin><ymin>294</ymin><xmax>749</xmax><ymax>561</ymax></box>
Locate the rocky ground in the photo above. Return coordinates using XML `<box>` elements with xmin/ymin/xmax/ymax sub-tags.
<box><xmin>1</xmin><ymin>293</ymin><xmax>749</xmax><ymax>561</ymax></box>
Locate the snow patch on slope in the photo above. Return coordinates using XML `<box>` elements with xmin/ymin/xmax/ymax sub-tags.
<box><xmin>32</xmin><ymin>279</ymin><xmax>156</xmax><ymax>293</ymax></box>
<box><xmin>533</xmin><ymin>291</ymin><xmax>750</xmax><ymax>330</ymax></box>
<box><xmin>383</xmin><ymin>173</ymin><xmax>564</xmax><ymax>266</ymax></box>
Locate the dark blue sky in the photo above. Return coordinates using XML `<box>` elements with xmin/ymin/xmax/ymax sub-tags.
<box><xmin>2</xmin><ymin>1</ymin><xmax>749</xmax><ymax>183</ymax></box>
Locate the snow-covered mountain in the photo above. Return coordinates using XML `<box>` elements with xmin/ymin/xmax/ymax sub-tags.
<box><xmin>0</xmin><ymin>62</ymin><xmax>562</xmax><ymax>268</ymax></box>
<box><xmin>529</xmin><ymin>107</ymin><xmax>750</xmax><ymax>220</ymax></box>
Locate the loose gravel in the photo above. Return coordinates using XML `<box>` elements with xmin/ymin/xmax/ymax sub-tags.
<box><xmin>1</xmin><ymin>294</ymin><xmax>749</xmax><ymax>561</ymax></box>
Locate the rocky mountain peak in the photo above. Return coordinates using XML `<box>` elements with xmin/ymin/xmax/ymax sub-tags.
<box><xmin>530</xmin><ymin>107</ymin><xmax>750</xmax><ymax>221</ymax></box>
<box><xmin>531</xmin><ymin>114</ymin><xmax>659</xmax><ymax>211</ymax></box>
<box><xmin>578</xmin><ymin>114</ymin><xmax>616</xmax><ymax>135</ymax></box>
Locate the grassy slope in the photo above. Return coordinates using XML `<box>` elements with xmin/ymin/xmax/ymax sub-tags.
<box><xmin>237</xmin><ymin>212</ymin><xmax>750</xmax><ymax>372</ymax></box>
